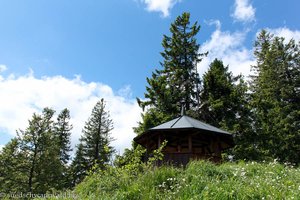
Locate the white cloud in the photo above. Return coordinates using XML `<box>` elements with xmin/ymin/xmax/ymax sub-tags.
<box><xmin>199</xmin><ymin>25</ymin><xmax>300</xmax><ymax>80</ymax></box>
<box><xmin>232</xmin><ymin>0</ymin><xmax>255</xmax><ymax>23</ymax></box>
<box><xmin>198</xmin><ymin>20</ymin><xmax>255</xmax><ymax>78</ymax></box>
<box><xmin>266</xmin><ymin>27</ymin><xmax>300</xmax><ymax>42</ymax></box>
<box><xmin>140</xmin><ymin>0</ymin><xmax>181</xmax><ymax>17</ymax></box>
<box><xmin>0</xmin><ymin>64</ymin><xmax>7</xmax><ymax>73</ymax></box>
<box><xmin>0</xmin><ymin>71</ymin><xmax>141</xmax><ymax>154</ymax></box>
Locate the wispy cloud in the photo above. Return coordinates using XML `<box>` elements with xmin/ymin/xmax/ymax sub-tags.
<box><xmin>139</xmin><ymin>0</ymin><xmax>181</xmax><ymax>17</ymax></box>
<box><xmin>0</xmin><ymin>65</ymin><xmax>7</xmax><ymax>73</ymax></box>
<box><xmin>198</xmin><ymin>20</ymin><xmax>255</xmax><ymax>78</ymax></box>
<box><xmin>266</xmin><ymin>27</ymin><xmax>300</xmax><ymax>42</ymax></box>
<box><xmin>231</xmin><ymin>0</ymin><xmax>256</xmax><ymax>23</ymax></box>
<box><xmin>0</xmin><ymin>70</ymin><xmax>141</xmax><ymax>154</ymax></box>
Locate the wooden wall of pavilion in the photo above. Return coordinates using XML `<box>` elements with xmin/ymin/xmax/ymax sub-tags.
<box><xmin>144</xmin><ymin>130</ymin><xmax>232</xmax><ymax>166</ymax></box>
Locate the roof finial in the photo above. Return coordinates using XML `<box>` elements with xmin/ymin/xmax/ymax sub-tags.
<box><xmin>180</xmin><ymin>101</ymin><xmax>186</xmax><ymax>116</ymax></box>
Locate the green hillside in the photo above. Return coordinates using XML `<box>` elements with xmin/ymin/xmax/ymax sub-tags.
<box><xmin>41</xmin><ymin>160</ymin><xmax>300</xmax><ymax>200</ymax></box>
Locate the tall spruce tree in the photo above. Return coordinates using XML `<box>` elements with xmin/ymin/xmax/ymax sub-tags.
<box><xmin>55</xmin><ymin>108</ymin><xmax>72</xmax><ymax>165</ymax></box>
<box><xmin>54</xmin><ymin>108</ymin><xmax>73</xmax><ymax>189</ymax></box>
<box><xmin>199</xmin><ymin>59</ymin><xmax>248</xmax><ymax>129</ymax></box>
<box><xmin>251</xmin><ymin>30</ymin><xmax>300</xmax><ymax>164</ymax></box>
<box><xmin>138</xmin><ymin>12</ymin><xmax>205</xmax><ymax>114</ymax></box>
<box><xmin>200</xmin><ymin>59</ymin><xmax>256</xmax><ymax>160</ymax></box>
<box><xmin>136</xmin><ymin>12</ymin><xmax>205</xmax><ymax>134</ymax></box>
<box><xmin>200</xmin><ymin>59</ymin><xmax>241</xmax><ymax>129</ymax></box>
<box><xmin>72</xmin><ymin>98</ymin><xmax>114</xmax><ymax>183</ymax></box>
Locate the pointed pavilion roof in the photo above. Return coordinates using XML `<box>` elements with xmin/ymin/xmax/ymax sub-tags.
<box><xmin>134</xmin><ymin>115</ymin><xmax>233</xmax><ymax>147</ymax></box>
<box><xmin>149</xmin><ymin>115</ymin><xmax>230</xmax><ymax>135</ymax></box>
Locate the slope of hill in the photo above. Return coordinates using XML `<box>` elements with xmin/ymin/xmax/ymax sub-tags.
<box><xmin>67</xmin><ymin>160</ymin><xmax>299</xmax><ymax>200</ymax></box>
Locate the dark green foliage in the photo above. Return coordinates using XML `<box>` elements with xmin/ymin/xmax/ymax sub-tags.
<box><xmin>138</xmin><ymin>12</ymin><xmax>205</xmax><ymax>118</ymax></box>
<box><xmin>250</xmin><ymin>30</ymin><xmax>300</xmax><ymax>164</ymax></box>
<box><xmin>200</xmin><ymin>59</ymin><xmax>246</xmax><ymax>129</ymax></box>
<box><xmin>54</xmin><ymin>109</ymin><xmax>73</xmax><ymax>189</ymax></box>
<box><xmin>71</xmin><ymin>98</ymin><xmax>114</xmax><ymax>184</ymax></box>
<box><xmin>114</xmin><ymin>145</ymin><xmax>146</xmax><ymax>170</ymax></box>
<box><xmin>0</xmin><ymin>138</ymin><xmax>28</xmax><ymax>194</ymax></box>
<box><xmin>55</xmin><ymin>108</ymin><xmax>72</xmax><ymax>166</ymax></box>
<box><xmin>0</xmin><ymin>108</ymin><xmax>73</xmax><ymax>194</ymax></box>
<box><xmin>18</xmin><ymin>108</ymin><xmax>57</xmax><ymax>193</ymax></box>
<box><xmin>70</xmin><ymin>143</ymin><xmax>88</xmax><ymax>186</ymax></box>
<box><xmin>199</xmin><ymin>59</ymin><xmax>256</xmax><ymax>160</ymax></box>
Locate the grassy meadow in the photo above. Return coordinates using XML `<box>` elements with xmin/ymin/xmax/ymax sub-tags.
<box><xmin>38</xmin><ymin>160</ymin><xmax>300</xmax><ymax>200</ymax></box>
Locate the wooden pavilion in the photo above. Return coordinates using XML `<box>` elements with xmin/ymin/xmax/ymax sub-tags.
<box><xmin>134</xmin><ymin>114</ymin><xmax>234</xmax><ymax>166</ymax></box>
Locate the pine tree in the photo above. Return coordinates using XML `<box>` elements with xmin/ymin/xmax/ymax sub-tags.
<box><xmin>72</xmin><ymin>98</ymin><xmax>114</xmax><ymax>183</ymax></box>
<box><xmin>251</xmin><ymin>30</ymin><xmax>300</xmax><ymax>164</ymax></box>
<box><xmin>138</xmin><ymin>12</ymin><xmax>205</xmax><ymax>118</ymax></box>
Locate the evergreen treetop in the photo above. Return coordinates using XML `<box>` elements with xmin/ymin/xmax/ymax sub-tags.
<box><xmin>138</xmin><ymin>12</ymin><xmax>206</xmax><ymax>117</ymax></box>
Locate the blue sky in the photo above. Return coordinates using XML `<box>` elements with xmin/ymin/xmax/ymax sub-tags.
<box><xmin>0</xmin><ymin>0</ymin><xmax>299</xmax><ymax>153</ymax></box>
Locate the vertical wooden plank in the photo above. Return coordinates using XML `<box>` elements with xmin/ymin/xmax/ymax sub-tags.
<box><xmin>188</xmin><ymin>134</ymin><xmax>192</xmax><ymax>152</ymax></box>
<box><xmin>215</xmin><ymin>136</ymin><xmax>221</xmax><ymax>157</ymax></box>
<box><xmin>210</xmin><ymin>136</ymin><xmax>214</xmax><ymax>154</ymax></box>
<box><xmin>177</xmin><ymin>144</ymin><xmax>181</xmax><ymax>152</ymax></box>
<box><xmin>158</xmin><ymin>134</ymin><xmax>161</xmax><ymax>148</ymax></box>
<box><xmin>146</xmin><ymin>139</ymin><xmax>149</xmax><ymax>157</ymax></box>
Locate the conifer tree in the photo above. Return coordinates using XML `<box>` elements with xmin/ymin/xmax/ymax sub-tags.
<box><xmin>70</xmin><ymin>143</ymin><xmax>87</xmax><ymax>186</ymax></box>
<box><xmin>55</xmin><ymin>108</ymin><xmax>72</xmax><ymax>165</ymax></box>
<box><xmin>135</xmin><ymin>13</ymin><xmax>206</xmax><ymax>137</ymax></box>
<box><xmin>200</xmin><ymin>59</ymin><xmax>247</xmax><ymax>129</ymax></box>
<box><xmin>250</xmin><ymin>30</ymin><xmax>300</xmax><ymax>164</ymax></box>
<box><xmin>13</xmin><ymin>108</ymin><xmax>56</xmax><ymax>193</ymax></box>
<box><xmin>138</xmin><ymin>12</ymin><xmax>205</xmax><ymax>118</ymax></box>
<box><xmin>0</xmin><ymin>107</ymin><xmax>74</xmax><ymax>193</ymax></box>
<box><xmin>200</xmin><ymin>59</ymin><xmax>256</xmax><ymax>160</ymax></box>
<box><xmin>54</xmin><ymin>108</ymin><xmax>73</xmax><ymax>189</ymax></box>
<box><xmin>0</xmin><ymin>138</ymin><xmax>28</xmax><ymax>193</ymax></box>
<box><xmin>71</xmin><ymin>98</ymin><xmax>114</xmax><ymax>183</ymax></box>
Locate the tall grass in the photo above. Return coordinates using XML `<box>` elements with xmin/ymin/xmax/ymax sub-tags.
<box><xmin>39</xmin><ymin>160</ymin><xmax>300</xmax><ymax>200</ymax></box>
